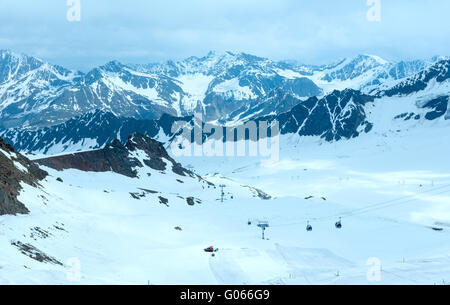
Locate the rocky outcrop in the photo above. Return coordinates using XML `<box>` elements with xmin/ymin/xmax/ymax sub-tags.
<box><xmin>0</xmin><ymin>138</ymin><xmax>47</xmax><ymax>215</ymax></box>
<box><xmin>35</xmin><ymin>134</ymin><xmax>195</xmax><ymax>178</ymax></box>
<box><xmin>35</xmin><ymin>139</ymin><xmax>140</xmax><ymax>177</ymax></box>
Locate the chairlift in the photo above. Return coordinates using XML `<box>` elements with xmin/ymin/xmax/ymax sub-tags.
<box><xmin>248</xmin><ymin>219</ymin><xmax>252</xmax><ymax>226</ymax></box>
<box><xmin>306</xmin><ymin>221</ymin><xmax>313</xmax><ymax>232</ymax></box>
<box><xmin>335</xmin><ymin>217</ymin><xmax>342</xmax><ymax>229</ymax></box>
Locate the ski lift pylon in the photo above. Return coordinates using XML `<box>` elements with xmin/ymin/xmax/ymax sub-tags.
<box><xmin>257</xmin><ymin>221</ymin><xmax>270</xmax><ymax>240</ymax></box>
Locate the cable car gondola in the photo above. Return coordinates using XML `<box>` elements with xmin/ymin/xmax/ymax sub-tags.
<box><xmin>306</xmin><ymin>221</ymin><xmax>313</xmax><ymax>232</ymax></box>
<box><xmin>335</xmin><ymin>218</ymin><xmax>342</xmax><ymax>229</ymax></box>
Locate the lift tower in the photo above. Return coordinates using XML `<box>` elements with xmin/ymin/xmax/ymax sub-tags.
<box><xmin>257</xmin><ymin>221</ymin><xmax>270</xmax><ymax>240</ymax></box>
<box><xmin>219</xmin><ymin>184</ymin><xmax>226</xmax><ymax>203</ymax></box>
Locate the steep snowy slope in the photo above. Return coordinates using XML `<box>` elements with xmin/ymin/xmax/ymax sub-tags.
<box><xmin>381</xmin><ymin>59</ymin><xmax>450</xmax><ymax>97</ymax></box>
<box><xmin>254</xmin><ymin>89</ymin><xmax>374</xmax><ymax>141</ymax></box>
<box><xmin>375</xmin><ymin>59</ymin><xmax>450</xmax><ymax>121</ymax></box>
<box><xmin>0</xmin><ymin>50</ymin><xmax>83</xmax><ymax>129</ymax></box>
<box><xmin>226</xmin><ymin>87</ymin><xmax>311</xmax><ymax>124</ymax></box>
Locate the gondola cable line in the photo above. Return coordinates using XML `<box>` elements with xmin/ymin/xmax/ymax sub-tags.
<box><xmin>320</xmin><ymin>183</ymin><xmax>450</xmax><ymax>220</ymax></box>
<box><xmin>269</xmin><ymin>183</ymin><xmax>450</xmax><ymax>228</ymax></box>
<box><xmin>346</xmin><ymin>188</ymin><xmax>450</xmax><ymax>216</ymax></box>
<box><xmin>338</xmin><ymin>186</ymin><xmax>450</xmax><ymax>218</ymax></box>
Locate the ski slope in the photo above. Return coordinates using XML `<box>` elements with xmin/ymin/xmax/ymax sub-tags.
<box><xmin>1</xmin><ymin>118</ymin><xmax>450</xmax><ymax>285</ymax></box>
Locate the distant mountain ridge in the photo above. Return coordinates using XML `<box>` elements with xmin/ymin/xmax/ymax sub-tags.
<box><xmin>0</xmin><ymin>50</ymin><xmax>322</xmax><ymax>129</ymax></box>
<box><xmin>381</xmin><ymin>59</ymin><xmax>450</xmax><ymax>97</ymax></box>
<box><xmin>0</xmin><ymin>87</ymin><xmax>373</xmax><ymax>154</ymax></box>
<box><xmin>1</xmin><ymin>49</ymin><xmax>446</xmax><ymax>130</ymax></box>
<box><xmin>1</xmin><ymin>50</ymin><xmax>449</xmax><ymax>156</ymax></box>
<box><xmin>308</xmin><ymin>54</ymin><xmax>447</xmax><ymax>94</ymax></box>
<box><xmin>0</xmin><ymin>110</ymin><xmax>192</xmax><ymax>154</ymax></box>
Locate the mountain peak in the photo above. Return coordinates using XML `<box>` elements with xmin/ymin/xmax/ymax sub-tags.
<box><xmin>0</xmin><ymin>49</ymin><xmax>44</xmax><ymax>64</ymax></box>
<box><xmin>99</xmin><ymin>60</ymin><xmax>127</xmax><ymax>72</ymax></box>
<box><xmin>359</xmin><ymin>54</ymin><xmax>389</xmax><ymax>65</ymax></box>
<box><xmin>0</xmin><ymin>49</ymin><xmax>23</xmax><ymax>60</ymax></box>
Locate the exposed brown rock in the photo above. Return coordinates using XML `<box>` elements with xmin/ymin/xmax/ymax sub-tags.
<box><xmin>11</xmin><ymin>241</ymin><xmax>62</xmax><ymax>265</ymax></box>
<box><xmin>158</xmin><ymin>196</ymin><xmax>169</xmax><ymax>206</ymax></box>
<box><xmin>36</xmin><ymin>133</ymin><xmax>197</xmax><ymax>179</ymax></box>
<box><xmin>242</xmin><ymin>185</ymin><xmax>272</xmax><ymax>200</ymax></box>
<box><xmin>125</xmin><ymin>133</ymin><xmax>194</xmax><ymax>177</ymax></box>
<box><xmin>186</xmin><ymin>197</ymin><xmax>195</xmax><ymax>206</ymax></box>
<box><xmin>0</xmin><ymin>138</ymin><xmax>48</xmax><ymax>216</ymax></box>
<box><xmin>36</xmin><ymin>139</ymin><xmax>140</xmax><ymax>178</ymax></box>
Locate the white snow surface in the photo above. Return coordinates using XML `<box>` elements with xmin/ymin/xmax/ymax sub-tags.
<box><xmin>1</xmin><ymin>117</ymin><xmax>450</xmax><ymax>284</ymax></box>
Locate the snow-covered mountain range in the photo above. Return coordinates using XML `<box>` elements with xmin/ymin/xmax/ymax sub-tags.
<box><xmin>0</xmin><ymin>49</ymin><xmax>449</xmax><ymax>156</ymax></box>
<box><xmin>0</xmin><ymin>50</ymin><xmax>322</xmax><ymax>129</ymax></box>
<box><xmin>1</xmin><ymin>50</ymin><xmax>446</xmax><ymax>129</ymax></box>
<box><xmin>0</xmin><ymin>110</ymin><xmax>187</xmax><ymax>154</ymax></box>
<box><xmin>307</xmin><ymin>54</ymin><xmax>448</xmax><ymax>94</ymax></box>
<box><xmin>1</xmin><ymin>49</ymin><xmax>450</xmax><ymax>285</ymax></box>
<box><xmin>0</xmin><ymin>90</ymin><xmax>376</xmax><ymax>154</ymax></box>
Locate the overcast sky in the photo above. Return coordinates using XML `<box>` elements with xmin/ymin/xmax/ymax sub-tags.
<box><xmin>0</xmin><ymin>0</ymin><xmax>449</xmax><ymax>71</ymax></box>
